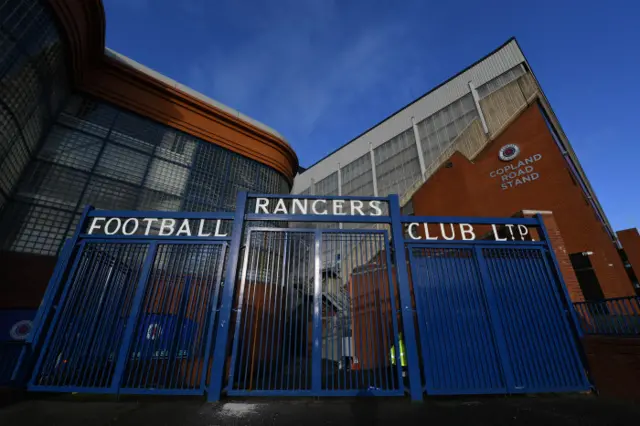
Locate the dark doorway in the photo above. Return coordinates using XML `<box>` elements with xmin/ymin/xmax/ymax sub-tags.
<box><xmin>569</xmin><ymin>252</ymin><xmax>605</xmax><ymax>301</ymax></box>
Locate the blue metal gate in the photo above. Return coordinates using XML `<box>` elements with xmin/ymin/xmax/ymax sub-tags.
<box><xmin>226</xmin><ymin>228</ymin><xmax>403</xmax><ymax>396</ymax></box>
<box><xmin>19</xmin><ymin>193</ymin><xmax>590</xmax><ymax>401</ymax></box>
<box><xmin>408</xmin><ymin>242</ymin><xmax>590</xmax><ymax>395</ymax></box>
<box><xmin>27</xmin><ymin>210</ymin><xmax>230</xmax><ymax>395</ymax></box>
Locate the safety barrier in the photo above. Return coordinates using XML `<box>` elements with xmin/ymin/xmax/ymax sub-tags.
<box><xmin>574</xmin><ymin>296</ymin><xmax>640</xmax><ymax>336</ymax></box>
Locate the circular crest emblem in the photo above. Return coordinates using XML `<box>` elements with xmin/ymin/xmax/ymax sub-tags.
<box><xmin>499</xmin><ymin>144</ymin><xmax>520</xmax><ymax>162</ymax></box>
<box><xmin>146</xmin><ymin>324</ymin><xmax>162</xmax><ymax>340</ymax></box>
<box><xmin>10</xmin><ymin>320</ymin><xmax>33</xmax><ymax>341</ymax></box>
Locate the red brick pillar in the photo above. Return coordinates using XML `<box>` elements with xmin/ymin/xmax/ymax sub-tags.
<box><xmin>518</xmin><ymin>210</ymin><xmax>585</xmax><ymax>302</ymax></box>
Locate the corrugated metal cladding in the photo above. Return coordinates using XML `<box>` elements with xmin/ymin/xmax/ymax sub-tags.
<box><xmin>292</xmin><ymin>39</ymin><xmax>526</xmax><ymax>193</ymax></box>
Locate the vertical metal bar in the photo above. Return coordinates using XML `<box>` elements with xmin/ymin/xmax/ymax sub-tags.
<box><xmin>499</xmin><ymin>248</ymin><xmax>548</xmax><ymax>390</ymax></box>
<box><xmin>473</xmin><ymin>246</ymin><xmax>517</xmax><ymax>392</ymax></box>
<box><xmin>266</xmin><ymin>233</ymin><xmax>284</xmax><ymax>390</ymax></box>
<box><xmin>270</xmin><ymin>232</ymin><xmax>285</xmax><ymax>390</ymax></box>
<box><xmin>362</xmin><ymin>234</ymin><xmax>378</xmax><ymax>389</ymax></box>
<box><xmin>372</xmin><ymin>235</ymin><xmax>388</xmax><ymax>391</ymax></box>
<box><xmin>384</xmin><ymin>234</ymin><xmax>402</xmax><ymax>391</ymax></box>
<box><xmin>25</xmin><ymin>205</ymin><xmax>94</xmax><ymax>385</ymax></box>
<box><xmin>200</xmin><ymin>243</ymin><xmax>228</xmax><ymax>390</ymax></box>
<box><xmin>208</xmin><ymin>191</ymin><xmax>247</xmax><ymax>401</ymax></box>
<box><xmin>255</xmin><ymin>233</ymin><xmax>275</xmax><ymax>390</ymax></box>
<box><xmin>99</xmin><ymin>245</ymin><xmax>146</xmax><ymax>388</ymax></box>
<box><xmin>144</xmin><ymin>245</ymin><xmax>180</xmax><ymax>389</ymax></box>
<box><xmin>519</xmin><ymin>249</ymin><xmax>573</xmax><ymax>388</ymax></box>
<box><xmin>276</xmin><ymin>234</ymin><xmax>289</xmax><ymax>390</ymax></box>
<box><xmin>293</xmin><ymin>235</ymin><xmax>303</xmax><ymax>390</ymax></box>
<box><xmin>291</xmin><ymin>235</ymin><xmax>301</xmax><ymax>391</ymax></box>
<box><xmin>56</xmin><ymin>244</ymin><xmax>108</xmax><ymax>387</ymax></box>
<box><xmin>81</xmin><ymin>244</ymin><xmax>130</xmax><ymax>388</ymax></box>
<box><xmin>110</xmin><ymin>242</ymin><xmax>158</xmax><ymax>392</ymax></box>
<box><xmin>388</xmin><ymin>195</ymin><xmax>422</xmax><ymax>401</ymax></box>
<box><xmin>304</xmin><ymin>233</ymin><xmax>313</xmax><ymax>391</ymax></box>
<box><xmin>429</xmin><ymin>248</ymin><xmax>457</xmax><ymax>391</ymax></box>
<box><xmin>458</xmin><ymin>248</ymin><xmax>497</xmax><ymax>391</ymax></box>
<box><xmin>312</xmin><ymin>229</ymin><xmax>322</xmax><ymax>393</ymax></box>
<box><xmin>28</xmin><ymin>241</ymin><xmax>90</xmax><ymax>387</ymax></box>
<box><xmin>535</xmin><ymin>214</ymin><xmax>583</xmax><ymax>338</ymax></box>
<box><xmin>126</xmin><ymin>245</ymin><xmax>166</xmax><ymax>389</ymax></box>
<box><xmin>349</xmin><ymin>234</ymin><xmax>358</xmax><ymax>391</ymax></box>
<box><xmin>238</xmin><ymin>232</ymin><xmax>260</xmax><ymax>391</ymax></box>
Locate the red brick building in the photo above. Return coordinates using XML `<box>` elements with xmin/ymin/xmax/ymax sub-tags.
<box><xmin>409</xmin><ymin>103</ymin><xmax>638</xmax><ymax>300</ymax></box>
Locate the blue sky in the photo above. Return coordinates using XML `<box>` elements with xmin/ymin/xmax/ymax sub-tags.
<box><xmin>104</xmin><ymin>0</ymin><xmax>639</xmax><ymax>231</ymax></box>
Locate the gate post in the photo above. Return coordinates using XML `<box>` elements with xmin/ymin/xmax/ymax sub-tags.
<box><xmin>388</xmin><ymin>195</ymin><xmax>423</xmax><ymax>401</ymax></box>
<box><xmin>208</xmin><ymin>191</ymin><xmax>248</xmax><ymax>401</ymax></box>
<box><xmin>535</xmin><ymin>214</ymin><xmax>584</xmax><ymax>337</ymax></box>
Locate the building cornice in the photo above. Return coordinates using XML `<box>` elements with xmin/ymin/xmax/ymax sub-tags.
<box><xmin>47</xmin><ymin>0</ymin><xmax>298</xmax><ymax>184</ymax></box>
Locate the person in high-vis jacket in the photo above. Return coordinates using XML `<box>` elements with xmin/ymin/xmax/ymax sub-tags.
<box><xmin>389</xmin><ymin>333</ymin><xmax>407</xmax><ymax>377</ymax></box>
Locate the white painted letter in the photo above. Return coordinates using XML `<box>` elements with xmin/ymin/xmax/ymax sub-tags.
<box><xmin>333</xmin><ymin>200</ymin><xmax>346</xmax><ymax>215</ymax></box>
<box><xmin>255</xmin><ymin>197</ymin><xmax>270</xmax><ymax>214</ymax></box>
<box><xmin>143</xmin><ymin>218</ymin><xmax>157</xmax><ymax>235</ymax></box>
<box><xmin>312</xmin><ymin>199</ymin><xmax>328</xmax><ymax>215</ymax></box>
<box><xmin>460</xmin><ymin>223</ymin><xmax>476</xmax><ymax>240</ymax></box>
<box><xmin>491</xmin><ymin>224</ymin><xmax>508</xmax><ymax>241</ymax></box>
<box><xmin>370</xmin><ymin>200</ymin><xmax>383</xmax><ymax>216</ymax></box>
<box><xmin>176</xmin><ymin>219</ymin><xmax>192</xmax><ymax>236</ymax></box>
<box><xmin>292</xmin><ymin>199</ymin><xmax>308</xmax><ymax>215</ymax></box>
<box><xmin>198</xmin><ymin>219</ymin><xmax>212</xmax><ymax>237</ymax></box>
<box><xmin>408</xmin><ymin>223</ymin><xmax>420</xmax><ymax>240</ymax></box>
<box><xmin>505</xmin><ymin>224</ymin><xmax>516</xmax><ymax>240</ymax></box>
<box><xmin>351</xmin><ymin>200</ymin><xmax>365</xmax><ymax>216</ymax></box>
<box><xmin>159</xmin><ymin>219</ymin><xmax>176</xmax><ymax>236</ymax></box>
<box><xmin>122</xmin><ymin>218</ymin><xmax>139</xmax><ymax>235</ymax></box>
<box><xmin>88</xmin><ymin>217</ymin><xmax>105</xmax><ymax>235</ymax></box>
<box><xmin>517</xmin><ymin>224</ymin><xmax>529</xmax><ymax>241</ymax></box>
<box><xmin>104</xmin><ymin>218</ymin><xmax>122</xmax><ymax>235</ymax></box>
<box><xmin>214</xmin><ymin>220</ymin><xmax>228</xmax><ymax>237</ymax></box>
<box><xmin>273</xmin><ymin>199</ymin><xmax>288</xmax><ymax>214</ymax></box>
<box><xmin>440</xmin><ymin>223</ymin><xmax>455</xmax><ymax>240</ymax></box>
<box><xmin>423</xmin><ymin>223</ymin><xmax>438</xmax><ymax>240</ymax></box>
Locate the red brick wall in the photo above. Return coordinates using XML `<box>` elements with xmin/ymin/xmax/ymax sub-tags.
<box><xmin>411</xmin><ymin>104</ymin><xmax>635</xmax><ymax>298</ymax></box>
<box><xmin>583</xmin><ymin>336</ymin><xmax>640</xmax><ymax>402</ymax></box>
<box><xmin>516</xmin><ymin>211</ymin><xmax>585</xmax><ymax>302</ymax></box>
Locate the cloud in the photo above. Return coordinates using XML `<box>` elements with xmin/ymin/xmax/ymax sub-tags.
<box><xmin>185</xmin><ymin>0</ymin><xmax>423</xmax><ymax>153</ymax></box>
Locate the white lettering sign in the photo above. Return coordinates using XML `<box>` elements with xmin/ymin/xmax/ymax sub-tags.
<box><xmin>405</xmin><ymin>222</ymin><xmax>532</xmax><ymax>241</ymax></box>
<box><xmin>254</xmin><ymin>198</ymin><xmax>384</xmax><ymax>216</ymax></box>
<box><xmin>489</xmin><ymin>153</ymin><xmax>542</xmax><ymax>190</ymax></box>
<box><xmin>87</xmin><ymin>218</ymin><xmax>228</xmax><ymax>238</ymax></box>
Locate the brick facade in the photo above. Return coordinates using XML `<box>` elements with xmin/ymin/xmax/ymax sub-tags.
<box><xmin>410</xmin><ymin>103</ymin><xmax>635</xmax><ymax>299</ymax></box>
<box><xmin>617</xmin><ymin>228</ymin><xmax>640</xmax><ymax>294</ymax></box>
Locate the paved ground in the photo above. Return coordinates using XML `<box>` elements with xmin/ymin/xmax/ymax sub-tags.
<box><xmin>1</xmin><ymin>394</ymin><xmax>639</xmax><ymax>426</ymax></box>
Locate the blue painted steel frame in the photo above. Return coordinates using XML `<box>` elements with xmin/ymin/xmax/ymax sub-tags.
<box><xmin>224</xmin><ymin>226</ymin><xmax>404</xmax><ymax>397</ymax></box>
<box><xmin>208</xmin><ymin>191</ymin><xmax>248</xmax><ymax>401</ymax></box>
<box><xmin>25</xmin><ymin>192</ymin><xmax>589</xmax><ymax>400</ymax></box>
<box><xmin>388</xmin><ymin>195</ymin><xmax>423</xmax><ymax>401</ymax></box>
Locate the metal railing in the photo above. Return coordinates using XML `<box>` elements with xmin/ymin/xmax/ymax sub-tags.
<box><xmin>574</xmin><ymin>296</ymin><xmax>640</xmax><ymax>336</ymax></box>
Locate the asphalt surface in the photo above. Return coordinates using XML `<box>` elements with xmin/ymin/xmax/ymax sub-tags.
<box><xmin>1</xmin><ymin>394</ymin><xmax>639</xmax><ymax>426</ymax></box>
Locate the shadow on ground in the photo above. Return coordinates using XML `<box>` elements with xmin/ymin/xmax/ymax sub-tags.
<box><xmin>1</xmin><ymin>394</ymin><xmax>639</xmax><ymax>426</ymax></box>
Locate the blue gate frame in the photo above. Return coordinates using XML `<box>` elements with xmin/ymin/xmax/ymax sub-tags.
<box><xmin>17</xmin><ymin>193</ymin><xmax>589</xmax><ymax>401</ymax></box>
<box><xmin>24</xmin><ymin>209</ymin><xmax>232</xmax><ymax>395</ymax></box>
